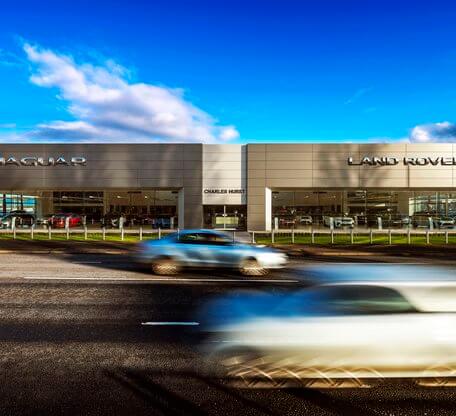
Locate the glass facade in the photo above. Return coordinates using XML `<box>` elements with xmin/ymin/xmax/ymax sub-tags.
<box><xmin>0</xmin><ymin>190</ymin><xmax>179</xmax><ymax>229</ymax></box>
<box><xmin>272</xmin><ymin>190</ymin><xmax>456</xmax><ymax>229</ymax></box>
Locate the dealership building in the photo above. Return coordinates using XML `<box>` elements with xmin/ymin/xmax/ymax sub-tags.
<box><xmin>1</xmin><ymin>143</ymin><xmax>456</xmax><ymax>230</ymax></box>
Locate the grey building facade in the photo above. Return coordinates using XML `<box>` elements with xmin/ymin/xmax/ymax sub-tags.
<box><xmin>1</xmin><ymin>143</ymin><xmax>456</xmax><ymax>230</ymax></box>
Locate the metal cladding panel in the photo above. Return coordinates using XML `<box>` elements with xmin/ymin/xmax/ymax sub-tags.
<box><xmin>246</xmin><ymin>143</ymin><xmax>456</xmax><ymax>230</ymax></box>
<box><xmin>0</xmin><ymin>144</ymin><xmax>201</xmax><ymax>189</ymax></box>
<box><xmin>202</xmin><ymin>144</ymin><xmax>246</xmax><ymax>205</ymax></box>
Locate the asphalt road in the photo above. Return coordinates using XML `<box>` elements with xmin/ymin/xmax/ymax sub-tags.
<box><xmin>0</xmin><ymin>252</ymin><xmax>455</xmax><ymax>415</ymax></box>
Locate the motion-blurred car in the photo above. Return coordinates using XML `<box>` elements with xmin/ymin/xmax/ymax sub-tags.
<box><xmin>202</xmin><ymin>281</ymin><xmax>456</xmax><ymax>386</ymax></box>
<box><xmin>49</xmin><ymin>213</ymin><xmax>82</xmax><ymax>228</ymax></box>
<box><xmin>0</xmin><ymin>212</ymin><xmax>35</xmax><ymax>228</ymax></box>
<box><xmin>137</xmin><ymin>229</ymin><xmax>287</xmax><ymax>276</ymax></box>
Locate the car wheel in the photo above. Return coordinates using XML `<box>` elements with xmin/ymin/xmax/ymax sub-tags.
<box><xmin>239</xmin><ymin>258</ymin><xmax>268</xmax><ymax>277</ymax></box>
<box><xmin>151</xmin><ymin>258</ymin><xmax>180</xmax><ymax>276</ymax></box>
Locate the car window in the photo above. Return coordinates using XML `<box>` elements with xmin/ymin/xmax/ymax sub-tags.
<box><xmin>279</xmin><ymin>285</ymin><xmax>417</xmax><ymax>317</ymax></box>
<box><xmin>196</xmin><ymin>233</ymin><xmax>232</xmax><ymax>245</ymax></box>
<box><xmin>178</xmin><ymin>233</ymin><xmax>199</xmax><ymax>243</ymax></box>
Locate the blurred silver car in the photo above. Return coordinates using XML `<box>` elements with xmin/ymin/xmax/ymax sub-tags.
<box><xmin>202</xmin><ymin>279</ymin><xmax>456</xmax><ymax>387</ymax></box>
<box><xmin>137</xmin><ymin>229</ymin><xmax>287</xmax><ymax>276</ymax></box>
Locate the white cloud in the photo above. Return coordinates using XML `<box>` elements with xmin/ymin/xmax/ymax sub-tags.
<box><xmin>409</xmin><ymin>121</ymin><xmax>456</xmax><ymax>143</ymax></box>
<box><xmin>22</xmin><ymin>43</ymin><xmax>239</xmax><ymax>143</ymax></box>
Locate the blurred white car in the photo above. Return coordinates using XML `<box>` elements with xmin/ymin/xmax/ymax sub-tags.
<box><xmin>203</xmin><ymin>282</ymin><xmax>456</xmax><ymax>386</ymax></box>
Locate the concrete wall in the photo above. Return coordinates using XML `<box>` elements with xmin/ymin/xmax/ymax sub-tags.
<box><xmin>247</xmin><ymin>143</ymin><xmax>456</xmax><ymax>230</ymax></box>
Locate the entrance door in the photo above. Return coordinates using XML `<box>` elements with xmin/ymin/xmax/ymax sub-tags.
<box><xmin>203</xmin><ymin>205</ymin><xmax>247</xmax><ymax>230</ymax></box>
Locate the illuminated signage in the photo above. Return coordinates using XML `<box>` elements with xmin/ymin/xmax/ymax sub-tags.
<box><xmin>348</xmin><ymin>156</ymin><xmax>456</xmax><ymax>166</ymax></box>
<box><xmin>0</xmin><ymin>156</ymin><xmax>87</xmax><ymax>166</ymax></box>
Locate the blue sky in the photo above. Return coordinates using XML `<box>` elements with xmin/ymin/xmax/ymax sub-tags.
<box><xmin>1</xmin><ymin>0</ymin><xmax>456</xmax><ymax>143</ymax></box>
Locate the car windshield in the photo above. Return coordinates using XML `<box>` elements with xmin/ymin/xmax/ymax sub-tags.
<box><xmin>275</xmin><ymin>285</ymin><xmax>417</xmax><ymax>317</ymax></box>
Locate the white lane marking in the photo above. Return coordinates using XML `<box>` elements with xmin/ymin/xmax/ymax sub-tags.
<box><xmin>141</xmin><ymin>321</ymin><xmax>199</xmax><ymax>326</ymax></box>
<box><xmin>22</xmin><ymin>276</ymin><xmax>299</xmax><ymax>283</ymax></box>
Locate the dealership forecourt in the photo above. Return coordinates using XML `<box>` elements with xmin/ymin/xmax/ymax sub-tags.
<box><xmin>1</xmin><ymin>143</ymin><xmax>456</xmax><ymax>233</ymax></box>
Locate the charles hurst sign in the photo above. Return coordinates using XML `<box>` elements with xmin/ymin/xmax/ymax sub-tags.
<box><xmin>348</xmin><ymin>156</ymin><xmax>456</xmax><ymax>166</ymax></box>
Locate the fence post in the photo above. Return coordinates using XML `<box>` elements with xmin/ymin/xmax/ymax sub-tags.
<box><xmin>102</xmin><ymin>227</ymin><xmax>106</xmax><ymax>241</ymax></box>
<box><xmin>158</xmin><ymin>227</ymin><xmax>161</xmax><ymax>240</ymax></box>
<box><xmin>331</xmin><ymin>230</ymin><xmax>334</xmax><ymax>244</ymax></box>
<box><xmin>252</xmin><ymin>231</ymin><xmax>255</xmax><ymax>244</ymax></box>
<box><xmin>388</xmin><ymin>229</ymin><xmax>392</xmax><ymax>245</ymax></box>
<box><xmin>139</xmin><ymin>226</ymin><xmax>143</xmax><ymax>241</ymax></box>
<box><xmin>370</xmin><ymin>229</ymin><xmax>373</xmax><ymax>244</ymax></box>
<box><xmin>84</xmin><ymin>226</ymin><xmax>88</xmax><ymax>240</ymax></box>
<box><xmin>426</xmin><ymin>231</ymin><xmax>430</xmax><ymax>244</ymax></box>
<box><xmin>291</xmin><ymin>228</ymin><xmax>295</xmax><ymax>244</ymax></box>
<box><xmin>272</xmin><ymin>229</ymin><xmax>275</xmax><ymax>244</ymax></box>
<box><xmin>350</xmin><ymin>229</ymin><xmax>354</xmax><ymax>244</ymax></box>
<box><xmin>48</xmin><ymin>227</ymin><xmax>52</xmax><ymax>240</ymax></box>
<box><xmin>446</xmin><ymin>230</ymin><xmax>449</xmax><ymax>244</ymax></box>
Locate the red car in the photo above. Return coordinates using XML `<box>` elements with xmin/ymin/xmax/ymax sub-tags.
<box><xmin>49</xmin><ymin>213</ymin><xmax>82</xmax><ymax>228</ymax></box>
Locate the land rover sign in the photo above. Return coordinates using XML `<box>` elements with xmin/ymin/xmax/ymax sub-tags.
<box><xmin>348</xmin><ymin>156</ymin><xmax>456</xmax><ymax>166</ymax></box>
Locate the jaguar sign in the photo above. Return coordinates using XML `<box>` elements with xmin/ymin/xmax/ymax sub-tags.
<box><xmin>0</xmin><ymin>156</ymin><xmax>87</xmax><ymax>166</ymax></box>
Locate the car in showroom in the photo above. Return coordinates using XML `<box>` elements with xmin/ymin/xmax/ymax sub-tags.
<box><xmin>0</xmin><ymin>212</ymin><xmax>35</xmax><ymax>228</ymax></box>
<box><xmin>48</xmin><ymin>213</ymin><xmax>83</xmax><ymax>228</ymax></box>
<box><xmin>434</xmin><ymin>217</ymin><xmax>455</xmax><ymax>229</ymax></box>
<box><xmin>201</xmin><ymin>278</ymin><xmax>456</xmax><ymax>387</ymax></box>
<box><xmin>136</xmin><ymin>229</ymin><xmax>287</xmax><ymax>276</ymax></box>
<box><xmin>323</xmin><ymin>216</ymin><xmax>355</xmax><ymax>228</ymax></box>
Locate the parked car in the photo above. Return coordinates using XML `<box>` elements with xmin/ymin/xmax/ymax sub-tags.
<box><xmin>136</xmin><ymin>229</ymin><xmax>287</xmax><ymax>276</ymax></box>
<box><xmin>0</xmin><ymin>212</ymin><xmax>35</xmax><ymax>228</ymax></box>
<box><xmin>323</xmin><ymin>216</ymin><xmax>355</xmax><ymax>228</ymax></box>
<box><xmin>299</xmin><ymin>215</ymin><xmax>313</xmax><ymax>225</ymax></box>
<box><xmin>434</xmin><ymin>217</ymin><xmax>455</xmax><ymax>229</ymax></box>
<box><xmin>48</xmin><ymin>213</ymin><xmax>82</xmax><ymax>228</ymax></box>
<box><xmin>202</xmin><ymin>280</ymin><xmax>456</xmax><ymax>386</ymax></box>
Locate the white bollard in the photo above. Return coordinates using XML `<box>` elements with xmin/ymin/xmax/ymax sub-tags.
<box><xmin>370</xmin><ymin>229</ymin><xmax>373</xmax><ymax>244</ymax></box>
<box><xmin>311</xmin><ymin>230</ymin><xmax>315</xmax><ymax>244</ymax></box>
<box><xmin>158</xmin><ymin>227</ymin><xmax>161</xmax><ymax>240</ymax></box>
<box><xmin>48</xmin><ymin>227</ymin><xmax>52</xmax><ymax>240</ymax></box>
<box><xmin>407</xmin><ymin>228</ymin><xmax>411</xmax><ymax>244</ymax></box>
<box><xmin>84</xmin><ymin>226</ymin><xmax>88</xmax><ymax>240</ymax></box>
<box><xmin>31</xmin><ymin>225</ymin><xmax>34</xmax><ymax>240</ymax></box>
<box><xmin>446</xmin><ymin>230</ymin><xmax>449</xmax><ymax>244</ymax></box>
<box><xmin>252</xmin><ymin>231</ymin><xmax>255</xmax><ymax>244</ymax></box>
<box><xmin>389</xmin><ymin>229</ymin><xmax>392</xmax><ymax>245</ymax></box>
<box><xmin>331</xmin><ymin>230</ymin><xmax>334</xmax><ymax>244</ymax></box>
<box><xmin>350</xmin><ymin>229</ymin><xmax>354</xmax><ymax>244</ymax></box>
<box><xmin>139</xmin><ymin>226</ymin><xmax>143</xmax><ymax>241</ymax></box>
<box><xmin>102</xmin><ymin>227</ymin><xmax>106</xmax><ymax>241</ymax></box>
<box><xmin>121</xmin><ymin>227</ymin><xmax>124</xmax><ymax>241</ymax></box>
<box><xmin>291</xmin><ymin>228</ymin><xmax>295</xmax><ymax>244</ymax></box>
<box><xmin>426</xmin><ymin>231</ymin><xmax>430</xmax><ymax>244</ymax></box>
<box><xmin>271</xmin><ymin>230</ymin><xmax>275</xmax><ymax>244</ymax></box>
<box><xmin>66</xmin><ymin>228</ymin><xmax>70</xmax><ymax>240</ymax></box>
